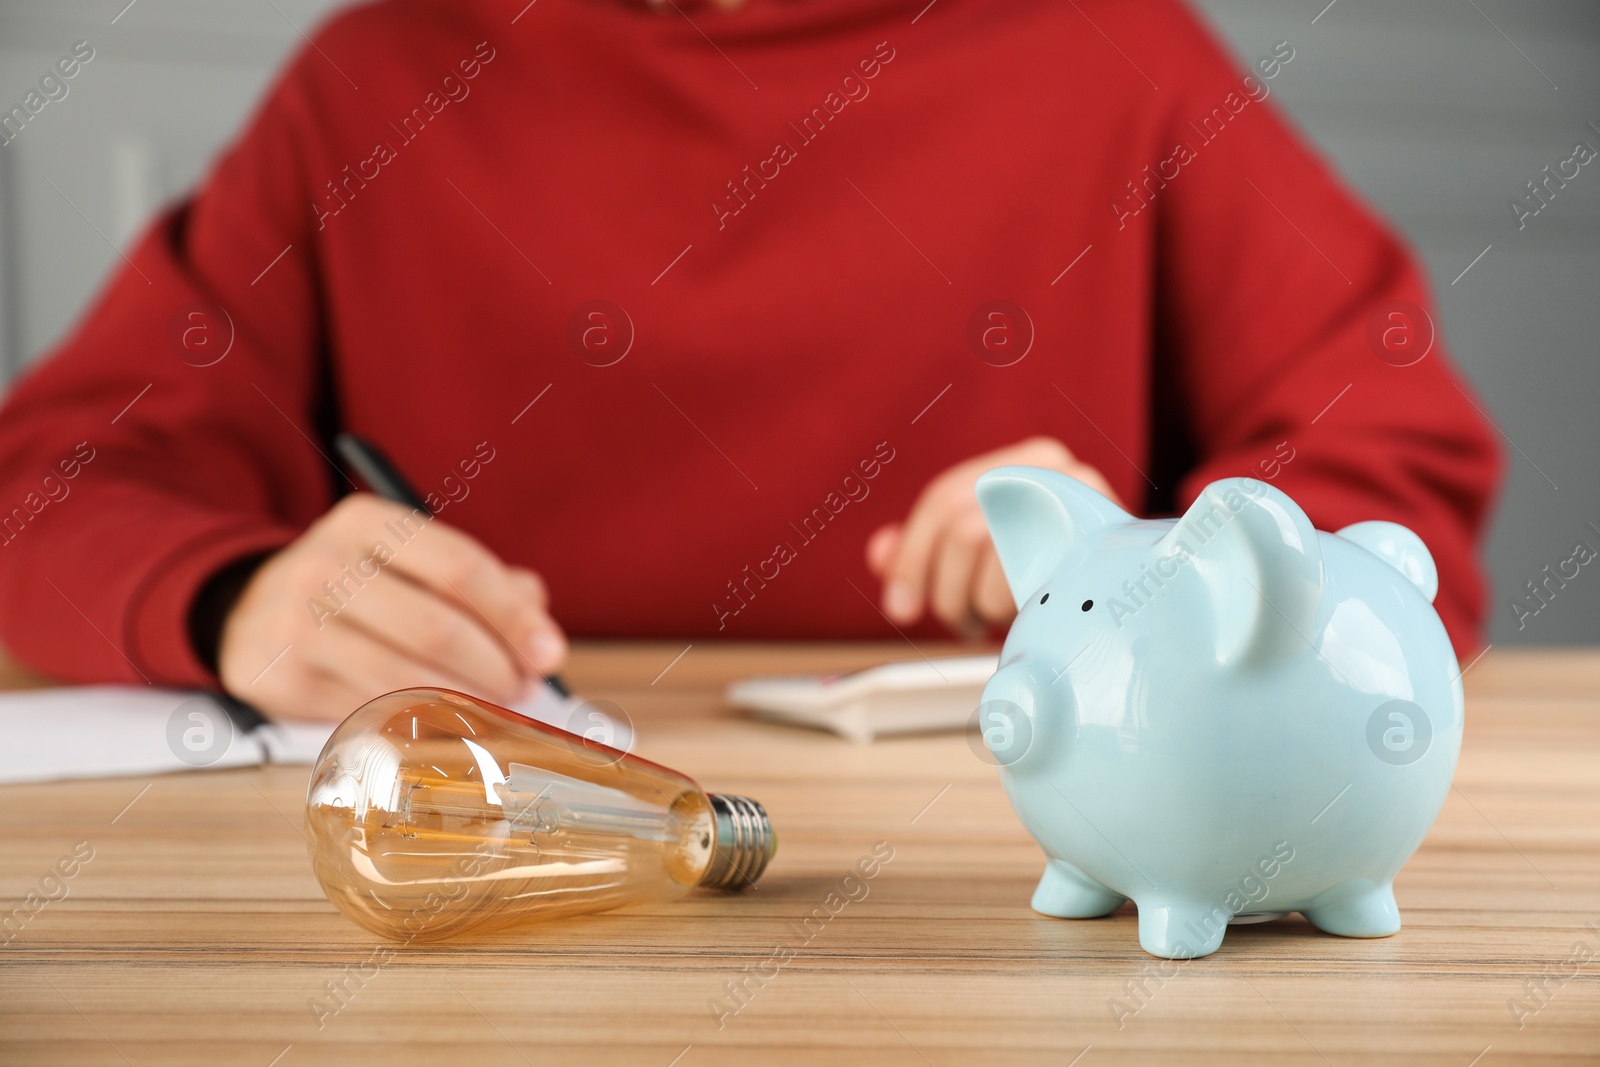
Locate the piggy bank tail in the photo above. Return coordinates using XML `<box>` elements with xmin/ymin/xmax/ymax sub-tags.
<box><xmin>1336</xmin><ymin>521</ymin><xmax>1438</xmax><ymax>603</ymax></box>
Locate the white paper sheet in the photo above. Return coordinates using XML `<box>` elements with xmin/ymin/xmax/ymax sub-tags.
<box><xmin>0</xmin><ymin>682</ymin><xmax>620</xmax><ymax>785</ymax></box>
<box><xmin>0</xmin><ymin>686</ymin><xmax>263</xmax><ymax>784</ymax></box>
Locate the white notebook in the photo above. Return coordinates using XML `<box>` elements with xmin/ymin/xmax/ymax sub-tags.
<box><xmin>726</xmin><ymin>655</ymin><xmax>999</xmax><ymax>743</ymax></box>
<box><xmin>0</xmin><ymin>682</ymin><xmax>613</xmax><ymax>785</ymax></box>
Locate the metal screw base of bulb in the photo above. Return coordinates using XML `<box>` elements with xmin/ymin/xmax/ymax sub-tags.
<box><xmin>701</xmin><ymin>794</ymin><xmax>776</xmax><ymax>891</ymax></box>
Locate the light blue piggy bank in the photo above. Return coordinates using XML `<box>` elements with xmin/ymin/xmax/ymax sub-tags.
<box><xmin>975</xmin><ymin>467</ymin><xmax>1463</xmax><ymax>959</ymax></box>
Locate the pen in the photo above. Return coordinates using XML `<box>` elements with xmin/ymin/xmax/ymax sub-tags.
<box><xmin>333</xmin><ymin>432</ymin><xmax>571</xmax><ymax>699</ymax></box>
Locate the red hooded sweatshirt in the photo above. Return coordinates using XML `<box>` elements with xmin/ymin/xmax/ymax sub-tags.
<box><xmin>0</xmin><ymin>0</ymin><xmax>1500</xmax><ymax>687</ymax></box>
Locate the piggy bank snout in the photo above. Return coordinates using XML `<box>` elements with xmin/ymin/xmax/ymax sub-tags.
<box><xmin>976</xmin><ymin>661</ymin><xmax>1066</xmax><ymax>770</ymax></box>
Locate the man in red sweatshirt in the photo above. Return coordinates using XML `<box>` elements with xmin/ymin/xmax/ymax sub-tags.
<box><xmin>0</xmin><ymin>0</ymin><xmax>1499</xmax><ymax>722</ymax></box>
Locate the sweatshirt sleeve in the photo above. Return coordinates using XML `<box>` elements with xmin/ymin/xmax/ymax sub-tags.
<box><xmin>1138</xmin><ymin>6</ymin><xmax>1502</xmax><ymax>657</ymax></box>
<box><xmin>0</xmin><ymin>52</ymin><xmax>336</xmax><ymax>688</ymax></box>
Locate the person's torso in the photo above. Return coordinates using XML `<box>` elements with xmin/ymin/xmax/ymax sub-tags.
<box><xmin>301</xmin><ymin>0</ymin><xmax>1168</xmax><ymax>638</ymax></box>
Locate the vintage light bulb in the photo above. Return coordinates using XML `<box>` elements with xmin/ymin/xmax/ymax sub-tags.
<box><xmin>304</xmin><ymin>688</ymin><xmax>776</xmax><ymax>941</ymax></box>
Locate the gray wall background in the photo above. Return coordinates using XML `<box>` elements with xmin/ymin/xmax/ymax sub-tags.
<box><xmin>0</xmin><ymin>0</ymin><xmax>1596</xmax><ymax>646</ymax></box>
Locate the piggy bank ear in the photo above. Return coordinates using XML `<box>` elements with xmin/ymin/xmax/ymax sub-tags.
<box><xmin>1336</xmin><ymin>520</ymin><xmax>1438</xmax><ymax>603</ymax></box>
<box><xmin>1158</xmin><ymin>479</ymin><xmax>1326</xmax><ymax>668</ymax></box>
<box><xmin>976</xmin><ymin>466</ymin><xmax>1131</xmax><ymax>608</ymax></box>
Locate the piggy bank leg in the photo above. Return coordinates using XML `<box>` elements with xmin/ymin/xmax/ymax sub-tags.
<box><xmin>1032</xmin><ymin>859</ymin><xmax>1126</xmax><ymax>919</ymax></box>
<box><xmin>1136</xmin><ymin>900</ymin><xmax>1230</xmax><ymax>959</ymax></box>
<box><xmin>1302</xmin><ymin>879</ymin><xmax>1401</xmax><ymax>938</ymax></box>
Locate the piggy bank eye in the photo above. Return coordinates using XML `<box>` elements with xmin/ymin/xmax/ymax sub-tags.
<box><xmin>1039</xmin><ymin>593</ymin><xmax>1050</xmax><ymax>605</ymax></box>
<box><xmin>1081</xmin><ymin>599</ymin><xmax>1094</xmax><ymax>612</ymax></box>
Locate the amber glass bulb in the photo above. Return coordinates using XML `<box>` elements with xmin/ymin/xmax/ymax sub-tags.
<box><xmin>304</xmin><ymin>688</ymin><xmax>775</xmax><ymax>942</ymax></box>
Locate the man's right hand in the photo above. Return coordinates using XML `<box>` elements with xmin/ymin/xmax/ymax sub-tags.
<box><xmin>217</xmin><ymin>494</ymin><xmax>566</xmax><ymax>722</ymax></box>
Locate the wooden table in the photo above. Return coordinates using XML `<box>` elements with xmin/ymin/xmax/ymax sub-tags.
<box><xmin>1</xmin><ymin>644</ymin><xmax>1597</xmax><ymax>1066</ymax></box>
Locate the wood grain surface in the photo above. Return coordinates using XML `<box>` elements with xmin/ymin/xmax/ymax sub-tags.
<box><xmin>0</xmin><ymin>643</ymin><xmax>1597</xmax><ymax>1066</ymax></box>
